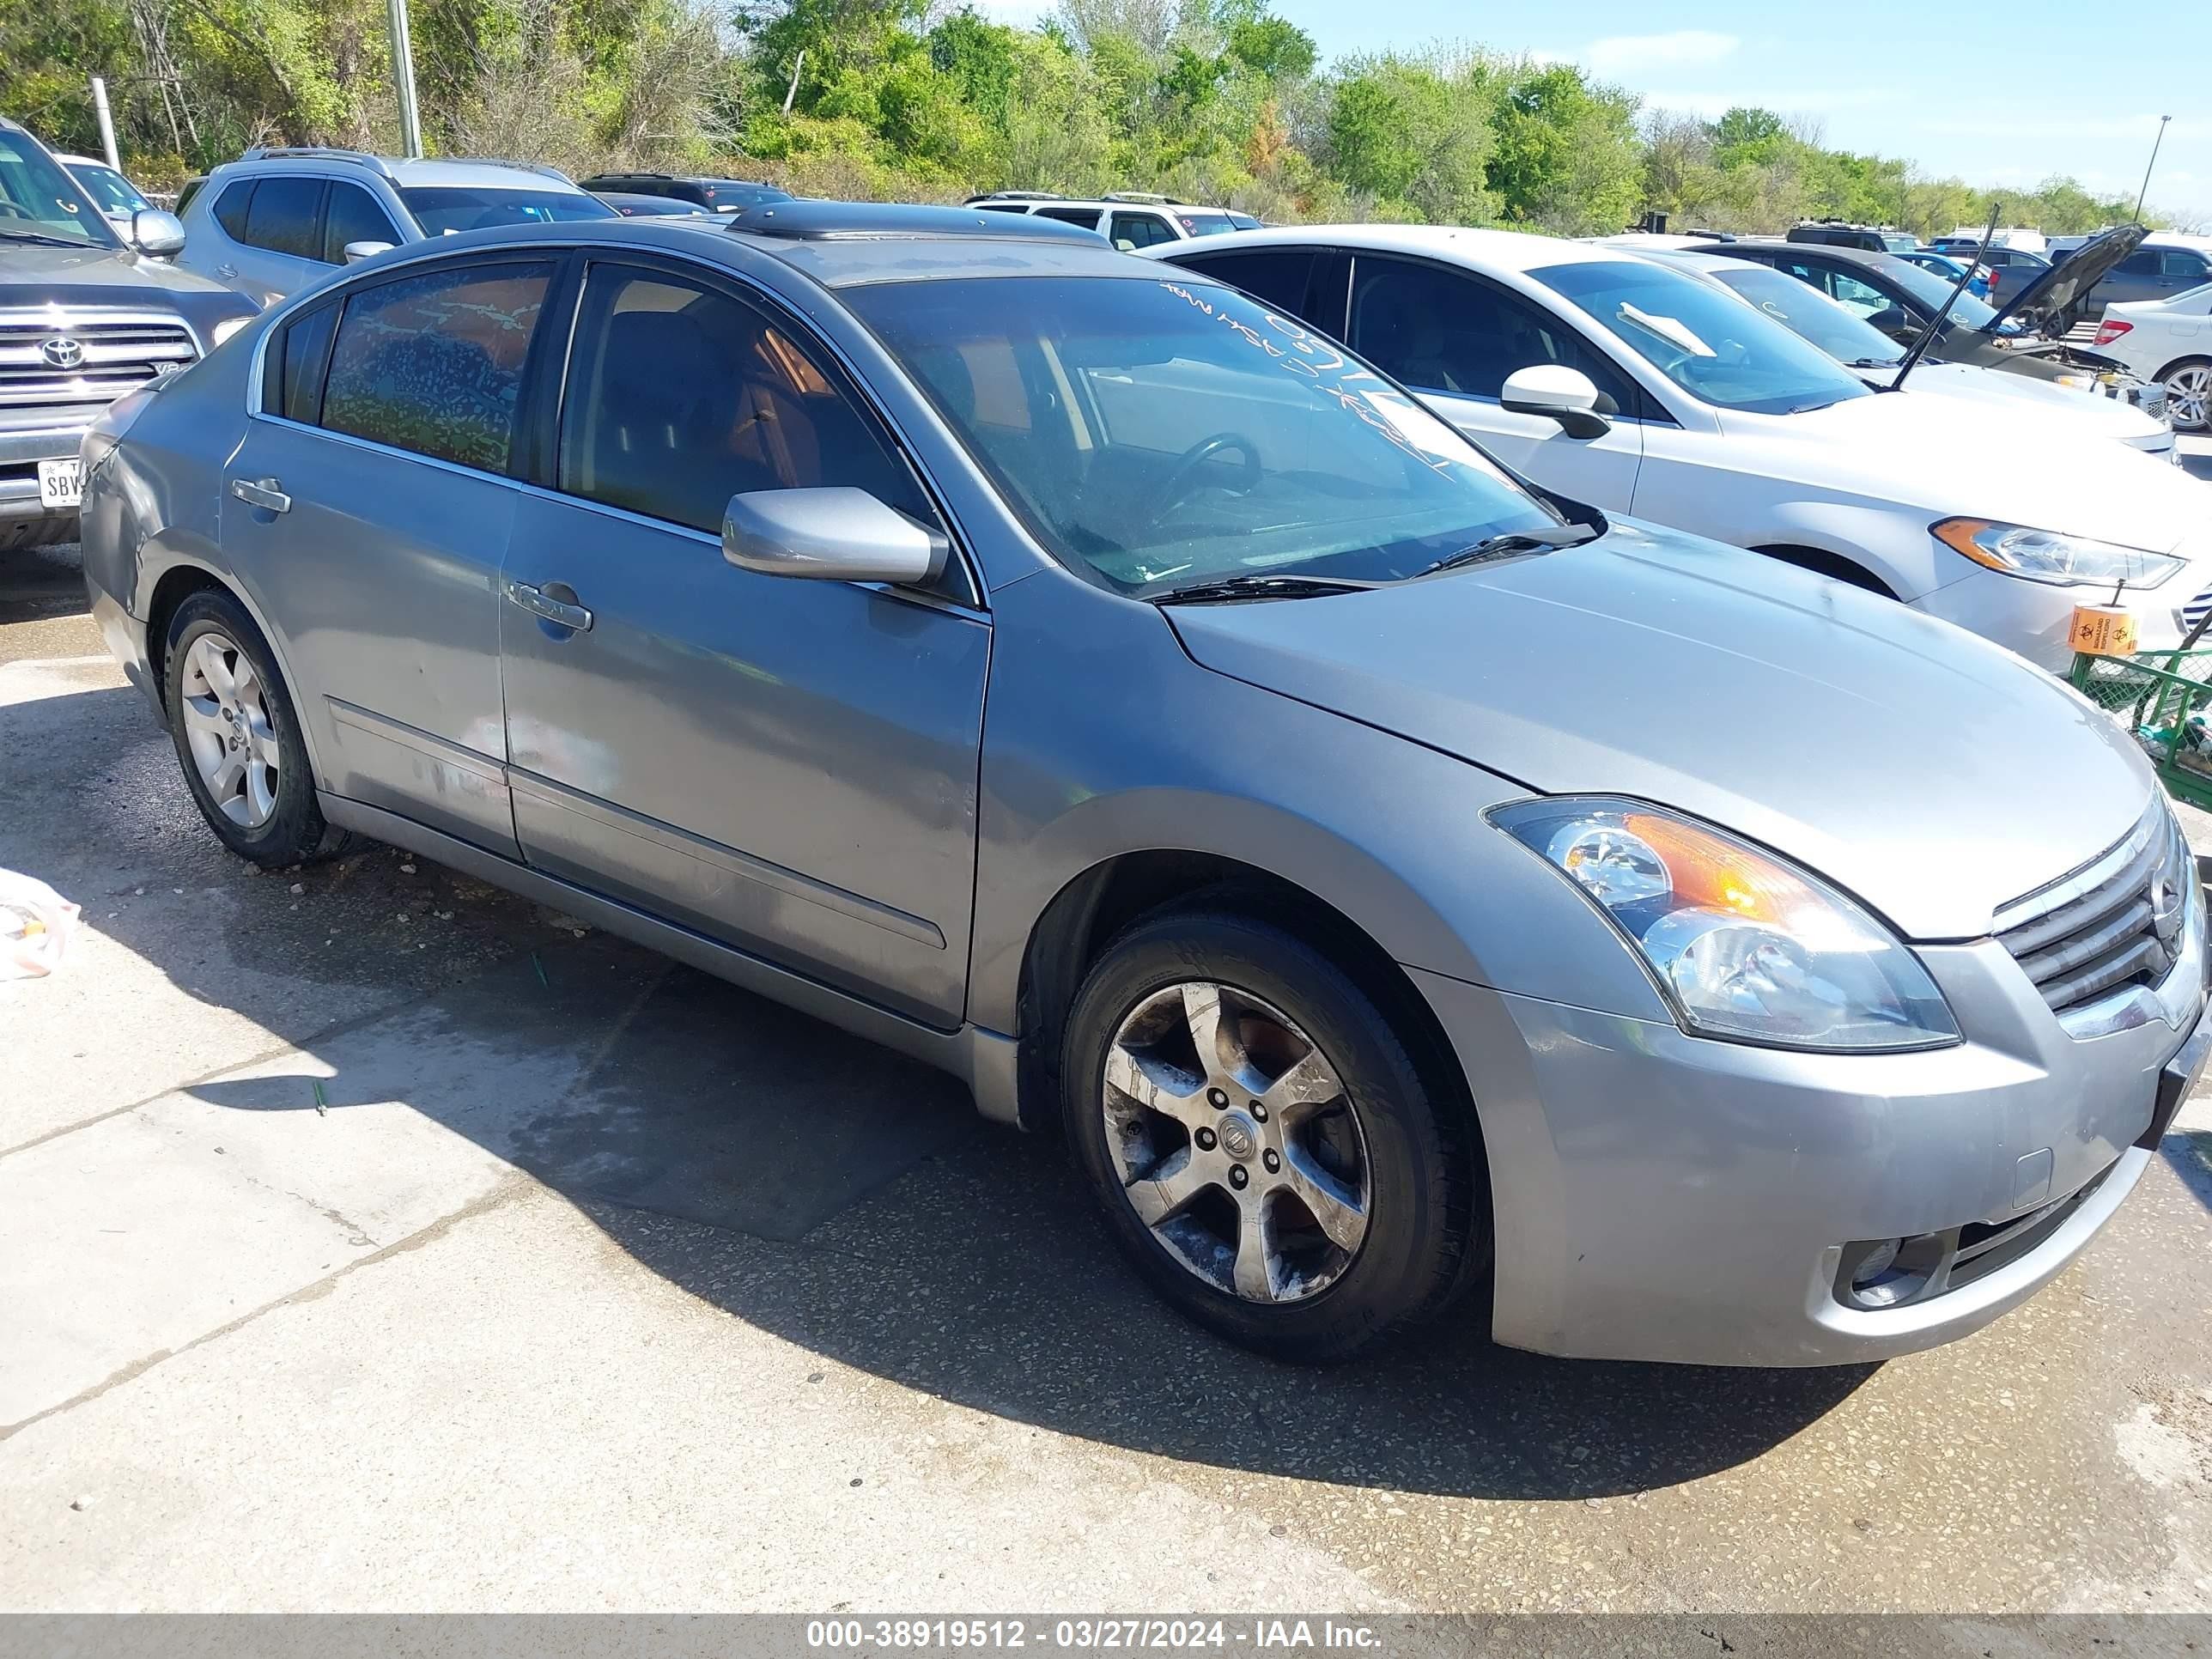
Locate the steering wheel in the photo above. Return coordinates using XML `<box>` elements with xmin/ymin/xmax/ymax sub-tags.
<box><xmin>1145</xmin><ymin>432</ymin><xmax>1261</xmax><ymax>531</ymax></box>
<box><xmin>0</xmin><ymin>201</ymin><xmax>33</xmax><ymax>221</ymax></box>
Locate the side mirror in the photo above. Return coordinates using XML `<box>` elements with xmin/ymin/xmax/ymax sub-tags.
<box><xmin>723</xmin><ymin>487</ymin><xmax>949</xmax><ymax>586</ymax></box>
<box><xmin>1499</xmin><ymin>365</ymin><xmax>1613</xmax><ymax>439</ymax></box>
<box><xmin>130</xmin><ymin>209</ymin><xmax>186</xmax><ymax>258</ymax></box>
<box><xmin>343</xmin><ymin>240</ymin><xmax>396</xmax><ymax>264</ymax></box>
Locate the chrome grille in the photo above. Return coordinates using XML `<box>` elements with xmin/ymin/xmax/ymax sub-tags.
<box><xmin>1995</xmin><ymin>805</ymin><xmax>2192</xmax><ymax>1017</ymax></box>
<box><xmin>0</xmin><ymin>310</ymin><xmax>198</xmax><ymax>410</ymax></box>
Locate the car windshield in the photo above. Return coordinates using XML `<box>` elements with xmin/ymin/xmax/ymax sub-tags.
<box><xmin>399</xmin><ymin>186</ymin><xmax>617</xmax><ymax>234</ymax></box>
<box><xmin>0</xmin><ymin>131</ymin><xmax>118</xmax><ymax>246</ymax></box>
<box><xmin>845</xmin><ymin>275</ymin><xmax>1567</xmax><ymax>594</ymax></box>
<box><xmin>1531</xmin><ymin>258</ymin><xmax>1870</xmax><ymax>415</ymax></box>
<box><xmin>67</xmin><ymin>161</ymin><xmax>151</xmax><ymax>217</ymax></box>
<box><xmin>1703</xmin><ymin>263</ymin><xmax>1902</xmax><ymax>367</ymax></box>
<box><xmin>1862</xmin><ymin>252</ymin><xmax>2005</xmax><ymax>331</ymax></box>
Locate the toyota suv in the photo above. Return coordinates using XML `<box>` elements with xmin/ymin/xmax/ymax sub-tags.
<box><xmin>177</xmin><ymin>149</ymin><xmax>617</xmax><ymax>304</ymax></box>
<box><xmin>0</xmin><ymin>115</ymin><xmax>255</xmax><ymax>551</ymax></box>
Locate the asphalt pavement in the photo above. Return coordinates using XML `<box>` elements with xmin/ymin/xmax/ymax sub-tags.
<box><xmin>4</xmin><ymin>446</ymin><xmax>2212</xmax><ymax>1615</ymax></box>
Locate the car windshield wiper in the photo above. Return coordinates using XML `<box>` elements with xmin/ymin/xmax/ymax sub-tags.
<box><xmin>1419</xmin><ymin>526</ymin><xmax>1602</xmax><ymax>578</ymax></box>
<box><xmin>1844</xmin><ymin>356</ymin><xmax>1902</xmax><ymax>369</ymax></box>
<box><xmin>1152</xmin><ymin>573</ymin><xmax>1378</xmax><ymax>605</ymax></box>
<box><xmin>0</xmin><ymin>228</ymin><xmax>94</xmax><ymax>248</ymax></box>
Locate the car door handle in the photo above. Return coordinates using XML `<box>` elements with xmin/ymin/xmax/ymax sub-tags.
<box><xmin>229</xmin><ymin>477</ymin><xmax>290</xmax><ymax>514</ymax></box>
<box><xmin>216</xmin><ymin>264</ymin><xmax>238</xmax><ymax>279</ymax></box>
<box><xmin>504</xmin><ymin>579</ymin><xmax>593</xmax><ymax>632</ymax></box>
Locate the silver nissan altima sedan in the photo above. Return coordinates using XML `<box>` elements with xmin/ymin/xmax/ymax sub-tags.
<box><xmin>76</xmin><ymin>204</ymin><xmax>2209</xmax><ymax>1366</ymax></box>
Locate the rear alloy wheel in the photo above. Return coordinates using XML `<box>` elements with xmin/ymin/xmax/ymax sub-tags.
<box><xmin>2165</xmin><ymin>361</ymin><xmax>2210</xmax><ymax>433</ymax></box>
<box><xmin>1064</xmin><ymin>908</ymin><xmax>1483</xmax><ymax>1362</ymax></box>
<box><xmin>163</xmin><ymin>590</ymin><xmax>352</xmax><ymax>866</ymax></box>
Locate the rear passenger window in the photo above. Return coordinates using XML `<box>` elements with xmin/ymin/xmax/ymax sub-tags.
<box><xmin>319</xmin><ymin>260</ymin><xmax>553</xmax><ymax>473</ymax></box>
<box><xmin>1036</xmin><ymin>206</ymin><xmax>1103</xmax><ymax>228</ymax></box>
<box><xmin>320</xmin><ymin>182</ymin><xmax>401</xmax><ymax>264</ymax></box>
<box><xmin>1108</xmin><ymin>211</ymin><xmax>1175</xmax><ymax>250</ymax></box>
<box><xmin>557</xmin><ymin>264</ymin><xmax>937</xmax><ymax>538</ymax></box>
<box><xmin>276</xmin><ymin>302</ymin><xmax>337</xmax><ymax>422</ymax></box>
<box><xmin>242</xmin><ymin>176</ymin><xmax>324</xmax><ymax>259</ymax></box>
<box><xmin>1172</xmin><ymin>249</ymin><xmax>1316</xmax><ymax>318</ymax></box>
<box><xmin>212</xmin><ymin>180</ymin><xmax>254</xmax><ymax>240</ymax></box>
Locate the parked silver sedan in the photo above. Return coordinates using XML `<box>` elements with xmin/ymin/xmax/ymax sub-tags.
<box><xmin>76</xmin><ymin>206</ymin><xmax>2209</xmax><ymax>1366</ymax></box>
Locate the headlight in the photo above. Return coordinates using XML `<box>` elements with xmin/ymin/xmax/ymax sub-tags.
<box><xmin>1492</xmin><ymin>799</ymin><xmax>1959</xmax><ymax>1052</ymax></box>
<box><xmin>210</xmin><ymin>315</ymin><xmax>252</xmax><ymax>348</ymax></box>
<box><xmin>1932</xmin><ymin>517</ymin><xmax>2185</xmax><ymax>590</ymax></box>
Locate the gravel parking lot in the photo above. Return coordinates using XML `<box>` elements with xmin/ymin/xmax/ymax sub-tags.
<box><xmin>5</xmin><ymin>443</ymin><xmax>2212</xmax><ymax>1615</ymax></box>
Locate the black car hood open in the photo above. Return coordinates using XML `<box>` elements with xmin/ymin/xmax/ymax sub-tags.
<box><xmin>1981</xmin><ymin>222</ymin><xmax>2145</xmax><ymax>338</ymax></box>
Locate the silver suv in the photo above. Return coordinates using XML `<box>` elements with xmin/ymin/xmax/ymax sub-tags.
<box><xmin>964</xmin><ymin>191</ymin><xmax>1256</xmax><ymax>250</ymax></box>
<box><xmin>177</xmin><ymin>149</ymin><xmax>616</xmax><ymax>304</ymax></box>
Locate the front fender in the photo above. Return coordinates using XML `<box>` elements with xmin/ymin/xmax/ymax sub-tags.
<box><xmin>967</xmin><ymin>568</ymin><xmax>1675</xmax><ymax>1036</ymax></box>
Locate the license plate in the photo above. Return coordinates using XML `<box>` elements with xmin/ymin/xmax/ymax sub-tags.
<box><xmin>37</xmin><ymin>458</ymin><xmax>82</xmax><ymax>510</ymax></box>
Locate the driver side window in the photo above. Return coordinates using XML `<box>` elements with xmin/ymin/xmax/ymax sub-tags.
<box><xmin>1346</xmin><ymin>257</ymin><xmax>1638</xmax><ymax>413</ymax></box>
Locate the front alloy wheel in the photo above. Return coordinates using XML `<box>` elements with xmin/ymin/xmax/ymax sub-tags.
<box><xmin>1103</xmin><ymin>981</ymin><xmax>1371</xmax><ymax>1303</ymax></box>
<box><xmin>1063</xmin><ymin>908</ymin><xmax>1486</xmax><ymax>1362</ymax></box>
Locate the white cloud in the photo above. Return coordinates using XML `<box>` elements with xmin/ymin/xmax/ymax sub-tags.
<box><xmin>1585</xmin><ymin>30</ymin><xmax>1740</xmax><ymax>75</ymax></box>
<box><xmin>1638</xmin><ymin>86</ymin><xmax>1905</xmax><ymax>120</ymax></box>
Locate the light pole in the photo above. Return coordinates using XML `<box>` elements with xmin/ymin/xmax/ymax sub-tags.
<box><xmin>387</xmin><ymin>0</ymin><xmax>423</xmax><ymax>159</ymax></box>
<box><xmin>2136</xmin><ymin>113</ymin><xmax>2172</xmax><ymax>221</ymax></box>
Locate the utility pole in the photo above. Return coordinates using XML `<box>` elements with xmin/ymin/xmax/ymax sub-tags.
<box><xmin>2136</xmin><ymin>114</ymin><xmax>2171</xmax><ymax>221</ymax></box>
<box><xmin>387</xmin><ymin>0</ymin><xmax>423</xmax><ymax>159</ymax></box>
<box><xmin>88</xmin><ymin>76</ymin><xmax>121</xmax><ymax>171</ymax></box>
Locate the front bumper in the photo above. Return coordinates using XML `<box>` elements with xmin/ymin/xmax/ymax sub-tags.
<box><xmin>1413</xmin><ymin>909</ymin><xmax>2202</xmax><ymax>1367</ymax></box>
<box><xmin>1913</xmin><ymin>561</ymin><xmax>2197</xmax><ymax>672</ymax></box>
<box><xmin>0</xmin><ymin>412</ymin><xmax>95</xmax><ymax>528</ymax></box>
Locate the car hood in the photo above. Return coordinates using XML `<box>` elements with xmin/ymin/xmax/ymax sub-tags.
<box><xmin>1166</xmin><ymin>519</ymin><xmax>2155</xmax><ymax>941</ymax></box>
<box><xmin>0</xmin><ymin>238</ymin><xmax>238</xmax><ymax>300</ymax></box>
<box><xmin>1873</xmin><ymin>361</ymin><xmax>2164</xmax><ymax>438</ymax></box>
<box><xmin>1984</xmin><ymin>223</ymin><xmax>2145</xmax><ymax>337</ymax></box>
<box><xmin>1758</xmin><ymin>390</ymin><xmax>2203</xmax><ymax>552</ymax></box>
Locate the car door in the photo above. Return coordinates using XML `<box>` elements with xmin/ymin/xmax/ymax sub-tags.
<box><xmin>1341</xmin><ymin>252</ymin><xmax>1644</xmax><ymax>513</ymax></box>
<box><xmin>2100</xmin><ymin>248</ymin><xmax>2168</xmax><ymax>310</ymax></box>
<box><xmin>497</xmin><ymin>257</ymin><xmax>989</xmax><ymax>1026</ymax></box>
<box><xmin>222</xmin><ymin>253</ymin><xmax>561</xmax><ymax>857</ymax></box>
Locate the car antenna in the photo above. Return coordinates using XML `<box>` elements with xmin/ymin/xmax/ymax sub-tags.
<box><xmin>1891</xmin><ymin>206</ymin><xmax>1998</xmax><ymax>392</ymax></box>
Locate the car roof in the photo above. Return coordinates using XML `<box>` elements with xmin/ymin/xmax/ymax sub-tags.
<box><xmin>1154</xmin><ymin>221</ymin><xmax>1632</xmax><ymax>274</ymax></box>
<box><xmin>355</xmin><ymin>212</ymin><xmax>1182</xmax><ymax>289</ymax></box>
<box><xmin>1594</xmin><ymin>241</ymin><xmax>1739</xmax><ymax>276</ymax></box>
<box><xmin>56</xmin><ymin>153</ymin><xmax>118</xmax><ymax>169</ymax></box>
<box><xmin>210</xmin><ymin>153</ymin><xmax>589</xmax><ymax>193</ymax></box>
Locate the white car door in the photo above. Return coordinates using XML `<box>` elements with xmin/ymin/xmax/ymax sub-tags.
<box><xmin>1342</xmin><ymin>252</ymin><xmax>1644</xmax><ymax>515</ymax></box>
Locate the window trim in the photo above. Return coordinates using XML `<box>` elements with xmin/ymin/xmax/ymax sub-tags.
<box><xmin>1344</xmin><ymin>249</ymin><xmax>1678</xmax><ymax>428</ymax></box>
<box><xmin>243</xmin><ymin>237</ymin><xmax>990</xmax><ymax>612</ymax></box>
<box><xmin>262</xmin><ymin>295</ymin><xmax>341</xmax><ymax>425</ymax></box>
<box><xmin>539</xmin><ymin>249</ymin><xmax>987</xmax><ymax>611</ymax></box>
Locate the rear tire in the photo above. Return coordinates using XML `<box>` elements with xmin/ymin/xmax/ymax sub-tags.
<box><xmin>2160</xmin><ymin>359</ymin><xmax>2210</xmax><ymax>433</ymax></box>
<box><xmin>162</xmin><ymin>589</ymin><xmax>352</xmax><ymax>867</ymax></box>
<box><xmin>1061</xmin><ymin>907</ymin><xmax>1483</xmax><ymax>1363</ymax></box>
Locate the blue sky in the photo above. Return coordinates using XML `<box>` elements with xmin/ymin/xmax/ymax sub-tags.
<box><xmin>988</xmin><ymin>0</ymin><xmax>2212</xmax><ymax>227</ymax></box>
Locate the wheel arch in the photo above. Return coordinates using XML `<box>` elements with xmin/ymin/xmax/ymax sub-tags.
<box><xmin>1749</xmin><ymin>542</ymin><xmax>1899</xmax><ymax>597</ymax></box>
<box><xmin>1012</xmin><ymin>849</ymin><xmax>1477</xmax><ymax>1152</ymax></box>
<box><xmin>2154</xmin><ymin>351</ymin><xmax>2212</xmax><ymax>385</ymax></box>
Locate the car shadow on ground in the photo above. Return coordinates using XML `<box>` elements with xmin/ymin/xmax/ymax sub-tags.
<box><xmin>175</xmin><ymin>927</ymin><xmax>1876</xmax><ymax>1503</ymax></box>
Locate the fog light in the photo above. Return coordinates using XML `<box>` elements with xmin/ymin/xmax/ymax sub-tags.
<box><xmin>1851</xmin><ymin>1238</ymin><xmax>1901</xmax><ymax>1285</ymax></box>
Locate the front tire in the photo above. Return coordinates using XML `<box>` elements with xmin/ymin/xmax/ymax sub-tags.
<box><xmin>1061</xmin><ymin>907</ymin><xmax>1483</xmax><ymax>1362</ymax></box>
<box><xmin>163</xmin><ymin>590</ymin><xmax>350</xmax><ymax>866</ymax></box>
